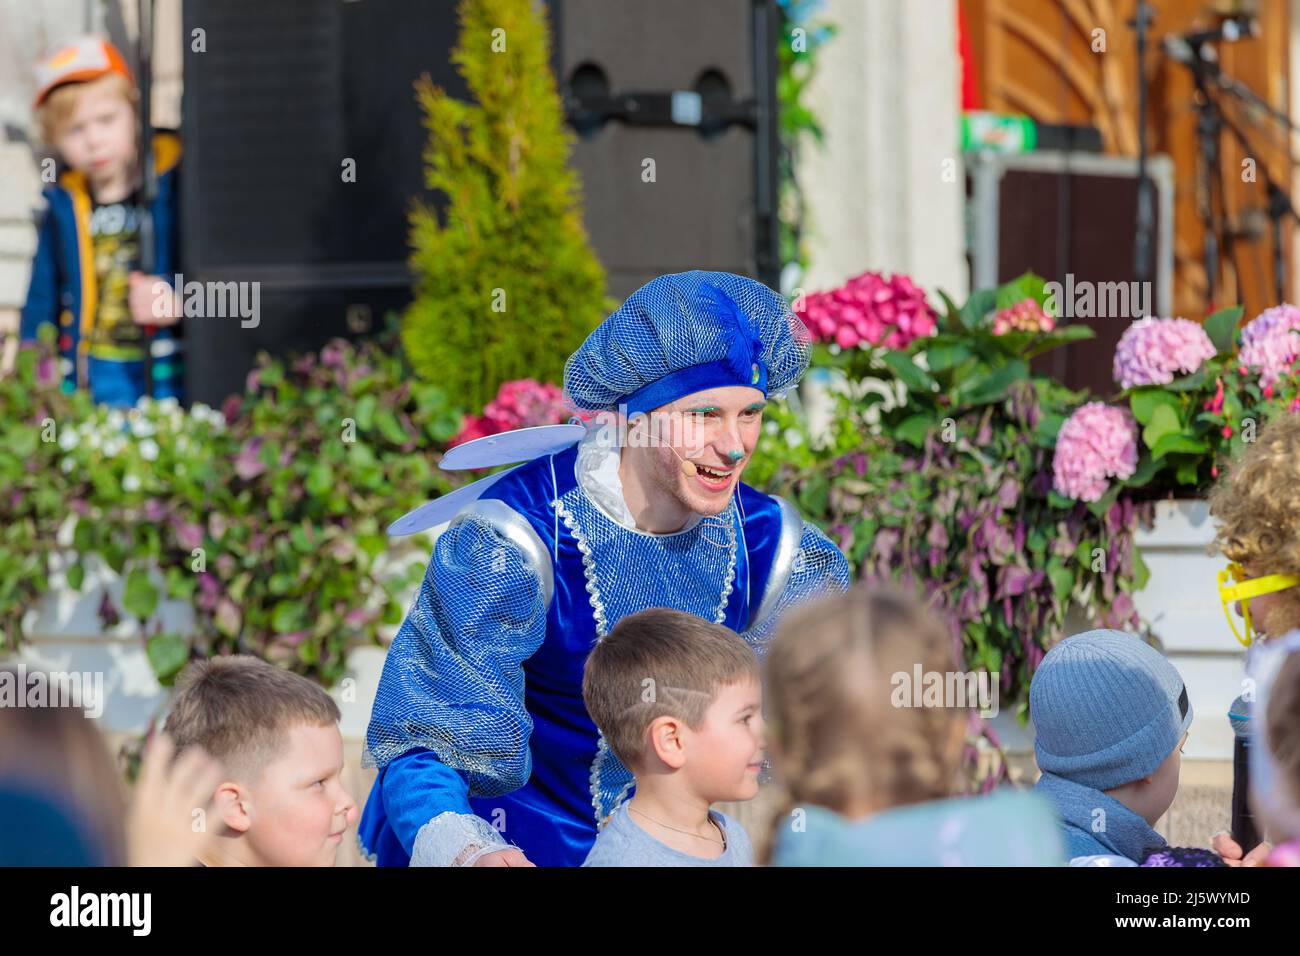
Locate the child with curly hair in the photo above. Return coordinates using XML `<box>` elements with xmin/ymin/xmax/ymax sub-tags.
<box><xmin>1209</xmin><ymin>411</ymin><xmax>1300</xmax><ymax>866</ymax></box>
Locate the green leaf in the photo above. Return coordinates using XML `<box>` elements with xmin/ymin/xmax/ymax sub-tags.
<box><xmin>122</xmin><ymin>567</ymin><xmax>159</xmax><ymax>621</ymax></box>
<box><xmin>1150</xmin><ymin>433</ymin><xmax>1209</xmax><ymax>459</ymax></box>
<box><xmin>994</xmin><ymin>272</ymin><xmax>1048</xmax><ymax>311</ymax></box>
<box><xmin>1166</xmin><ymin>367</ymin><xmax>1208</xmax><ymax>392</ymax></box>
<box><xmin>959</xmin><ymin>288</ymin><xmax>996</xmax><ymax>331</ymax></box>
<box><xmin>147</xmin><ymin>632</ymin><xmax>189</xmax><ymax>685</ymax></box>
<box><xmin>953</xmin><ymin>360</ymin><xmax>1028</xmax><ymax>407</ymax></box>
<box><xmin>66</xmin><ymin>561</ymin><xmax>85</xmax><ymax>591</ymax></box>
<box><xmin>1131</xmin><ymin>548</ymin><xmax>1151</xmax><ymax>590</ymax></box>
<box><xmin>306</xmin><ymin>461</ymin><xmax>333</xmax><ymax>498</ymax></box>
<box><xmin>922</xmin><ymin>342</ymin><xmax>972</xmax><ymax>372</ymax></box>
<box><xmin>1174</xmin><ymin>459</ymin><xmax>1202</xmax><ymax>485</ymax></box>
<box><xmin>1047</xmin><ymin>557</ymin><xmax>1074</xmax><ymax>600</ymax></box>
<box><xmin>1130</xmin><ymin>389</ymin><xmax>1180</xmax><ymax>426</ymax></box>
<box><xmin>1204</xmin><ymin>305</ymin><xmax>1243</xmax><ymax>354</ymax></box>
<box><xmin>1034</xmin><ymin>412</ymin><xmax>1065</xmax><ymax>448</ymax></box>
<box><xmin>880</xmin><ymin>351</ymin><xmax>937</xmax><ymax>394</ymax></box>
<box><xmin>1021</xmin><ymin>324</ymin><xmax>1095</xmax><ymax>359</ymax></box>
<box><xmin>799</xmin><ymin>474</ymin><xmax>830</xmax><ymax>516</ymax></box>
<box><xmin>895</xmin><ymin>413</ymin><xmax>934</xmax><ymax>448</ymax></box>
<box><xmin>1141</xmin><ymin>404</ymin><xmax>1181</xmax><ymax>451</ymax></box>
<box><xmin>1086</xmin><ymin>482</ymin><xmax>1122</xmax><ymax>518</ymax></box>
<box><xmin>375</xmin><ymin>408</ymin><xmax>409</xmax><ymax>445</ymax></box>
<box><xmin>937</xmin><ymin>290</ymin><xmax>963</xmax><ymax>331</ymax></box>
<box><xmin>1047</xmin><ymin>489</ymin><xmax>1075</xmax><ymax>510</ymax></box>
<box><xmin>1120</xmin><ymin>454</ymin><xmax>1161</xmax><ymax>488</ymax></box>
<box><xmin>271</xmin><ymin>600</ymin><xmax>307</xmax><ymax>634</ymax></box>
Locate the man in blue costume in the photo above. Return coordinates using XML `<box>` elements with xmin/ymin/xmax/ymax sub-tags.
<box><xmin>359</xmin><ymin>271</ymin><xmax>850</xmax><ymax>866</ymax></box>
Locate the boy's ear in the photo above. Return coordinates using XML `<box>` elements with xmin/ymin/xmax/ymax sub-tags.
<box><xmin>646</xmin><ymin>714</ymin><xmax>687</xmax><ymax>770</ymax></box>
<box><xmin>212</xmin><ymin>782</ymin><xmax>252</xmax><ymax>833</ymax></box>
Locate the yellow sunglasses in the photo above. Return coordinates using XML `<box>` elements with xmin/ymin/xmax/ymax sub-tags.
<box><xmin>1217</xmin><ymin>562</ymin><xmax>1300</xmax><ymax>647</ymax></box>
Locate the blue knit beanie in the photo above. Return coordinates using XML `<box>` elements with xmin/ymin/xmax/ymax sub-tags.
<box><xmin>1031</xmin><ymin>629</ymin><xmax>1193</xmax><ymax>790</ymax></box>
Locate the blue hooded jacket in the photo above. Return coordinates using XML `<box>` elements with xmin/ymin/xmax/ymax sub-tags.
<box><xmin>20</xmin><ymin>131</ymin><xmax>183</xmax><ymax>406</ymax></box>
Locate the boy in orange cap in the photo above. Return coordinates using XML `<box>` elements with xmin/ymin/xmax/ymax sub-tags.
<box><xmin>21</xmin><ymin>35</ymin><xmax>184</xmax><ymax>406</ymax></box>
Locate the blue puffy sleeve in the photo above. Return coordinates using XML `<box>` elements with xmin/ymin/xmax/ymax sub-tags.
<box><xmin>743</xmin><ymin>518</ymin><xmax>850</xmax><ymax>649</ymax></box>
<box><xmin>363</xmin><ymin>500</ymin><xmax>552</xmax><ymax>865</ymax></box>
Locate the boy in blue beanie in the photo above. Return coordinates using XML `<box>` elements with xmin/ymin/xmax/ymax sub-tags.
<box><xmin>1031</xmin><ymin>629</ymin><xmax>1192</xmax><ymax>865</ymax></box>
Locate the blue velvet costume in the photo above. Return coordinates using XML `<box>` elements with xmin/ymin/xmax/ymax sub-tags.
<box><xmin>358</xmin><ymin>271</ymin><xmax>850</xmax><ymax>866</ymax></box>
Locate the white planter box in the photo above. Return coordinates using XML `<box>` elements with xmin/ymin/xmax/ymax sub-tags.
<box><xmin>1132</xmin><ymin>499</ymin><xmax>1244</xmax><ymax>762</ymax></box>
<box><xmin>9</xmin><ymin>534</ymin><xmax>434</xmax><ymax>738</ymax></box>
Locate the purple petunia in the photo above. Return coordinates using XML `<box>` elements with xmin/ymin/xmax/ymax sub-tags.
<box><xmin>1113</xmin><ymin>317</ymin><xmax>1216</xmax><ymax>389</ymax></box>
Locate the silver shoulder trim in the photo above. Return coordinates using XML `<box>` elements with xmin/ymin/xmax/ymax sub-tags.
<box><xmin>454</xmin><ymin>498</ymin><xmax>555</xmax><ymax>609</ymax></box>
<box><xmin>753</xmin><ymin>495</ymin><xmax>804</xmax><ymax>628</ymax></box>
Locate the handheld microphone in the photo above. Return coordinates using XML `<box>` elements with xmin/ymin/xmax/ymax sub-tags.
<box><xmin>1229</xmin><ymin>693</ymin><xmax>1261</xmax><ymax>855</ymax></box>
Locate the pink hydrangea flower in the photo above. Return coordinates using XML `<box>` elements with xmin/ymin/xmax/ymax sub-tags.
<box><xmin>451</xmin><ymin>379</ymin><xmax>571</xmax><ymax>447</ymax></box>
<box><xmin>991</xmin><ymin>299</ymin><xmax>1055</xmax><ymax>336</ymax></box>
<box><xmin>1052</xmin><ymin>402</ymin><xmax>1139</xmax><ymax>502</ymax></box>
<box><xmin>1112</xmin><ymin>317</ymin><xmax>1216</xmax><ymax>389</ymax></box>
<box><xmin>1239</xmin><ymin>304</ymin><xmax>1300</xmax><ymax>390</ymax></box>
<box><xmin>794</xmin><ymin>271</ymin><xmax>937</xmax><ymax>351</ymax></box>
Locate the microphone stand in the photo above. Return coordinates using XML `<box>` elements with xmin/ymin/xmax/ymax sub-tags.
<box><xmin>1185</xmin><ymin>41</ymin><xmax>1226</xmax><ymax>311</ymax></box>
<box><xmin>1130</xmin><ymin>2</ymin><xmax>1156</xmax><ymax>287</ymax></box>
<box><xmin>1192</xmin><ymin>54</ymin><xmax>1300</xmax><ymax>306</ymax></box>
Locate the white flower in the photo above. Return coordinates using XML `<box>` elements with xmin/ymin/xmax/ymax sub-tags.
<box><xmin>61</xmin><ymin>456</ymin><xmax>74</xmax><ymax>474</ymax></box>
<box><xmin>107</xmin><ymin>409</ymin><xmax>126</xmax><ymax>431</ymax></box>
<box><xmin>764</xmin><ymin>420</ymin><xmax>779</xmax><ymax>435</ymax></box>
<box><xmin>784</xmin><ymin>428</ymin><xmax>805</xmax><ymax>448</ymax></box>
<box><xmin>157</xmin><ymin>396</ymin><xmax>180</xmax><ymax>412</ymax></box>
<box><xmin>57</xmin><ymin>428</ymin><xmax>79</xmax><ymax>451</ymax></box>
<box><xmin>131</xmin><ymin>417</ymin><xmax>156</xmax><ymax>438</ymax></box>
<box><xmin>123</xmin><ymin>473</ymin><xmax>141</xmax><ymax>493</ymax></box>
<box><xmin>139</xmin><ymin>438</ymin><xmax>160</xmax><ymax>461</ymax></box>
<box><xmin>103</xmin><ymin>437</ymin><xmax>125</xmax><ymax>458</ymax></box>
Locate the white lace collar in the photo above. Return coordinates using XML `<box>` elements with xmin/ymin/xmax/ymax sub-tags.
<box><xmin>574</xmin><ymin>427</ymin><xmax>704</xmax><ymax>535</ymax></box>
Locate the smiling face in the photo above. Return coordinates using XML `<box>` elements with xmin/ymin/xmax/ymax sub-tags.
<box><xmin>679</xmin><ymin>675</ymin><xmax>766</xmax><ymax>803</ymax></box>
<box><xmin>619</xmin><ymin>385</ymin><xmax>766</xmax><ymax>529</ymax></box>
<box><xmin>231</xmin><ymin>721</ymin><xmax>358</xmax><ymax>867</ymax></box>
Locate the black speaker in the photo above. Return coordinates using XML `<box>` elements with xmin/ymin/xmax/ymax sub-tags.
<box><xmin>180</xmin><ymin>0</ymin><xmax>461</xmax><ymax>405</ymax></box>
<box><xmin>554</xmin><ymin>0</ymin><xmax>780</xmax><ymax>301</ymax></box>
<box><xmin>180</xmin><ymin>0</ymin><xmax>778</xmax><ymax>406</ymax></box>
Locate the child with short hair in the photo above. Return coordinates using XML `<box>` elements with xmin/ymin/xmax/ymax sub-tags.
<box><xmin>581</xmin><ymin>608</ymin><xmax>760</xmax><ymax>866</ymax></box>
<box><xmin>765</xmin><ymin>585</ymin><xmax>1063</xmax><ymax>866</ymax></box>
<box><xmin>21</xmin><ymin>34</ymin><xmax>183</xmax><ymax>406</ymax></box>
<box><xmin>163</xmin><ymin>655</ymin><xmax>358</xmax><ymax>867</ymax></box>
<box><xmin>1031</xmin><ymin>628</ymin><xmax>1191</xmax><ymax>866</ymax></box>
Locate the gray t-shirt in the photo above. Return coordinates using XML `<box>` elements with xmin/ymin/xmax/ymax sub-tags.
<box><xmin>582</xmin><ymin>804</ymin><xmax>753</xmax><ymax>867</ymax></box>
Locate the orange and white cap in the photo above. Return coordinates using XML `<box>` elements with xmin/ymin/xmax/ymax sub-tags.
<box><xmin>33</xmin><ymin>35</ymin><xmax>135</xmax><ymax>108</ymax></box>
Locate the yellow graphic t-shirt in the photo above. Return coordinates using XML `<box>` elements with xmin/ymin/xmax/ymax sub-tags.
<box><xmin>86</xmin><ymin>198</ymin><xmax>145</xmax><ymax>361</ymax></box>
